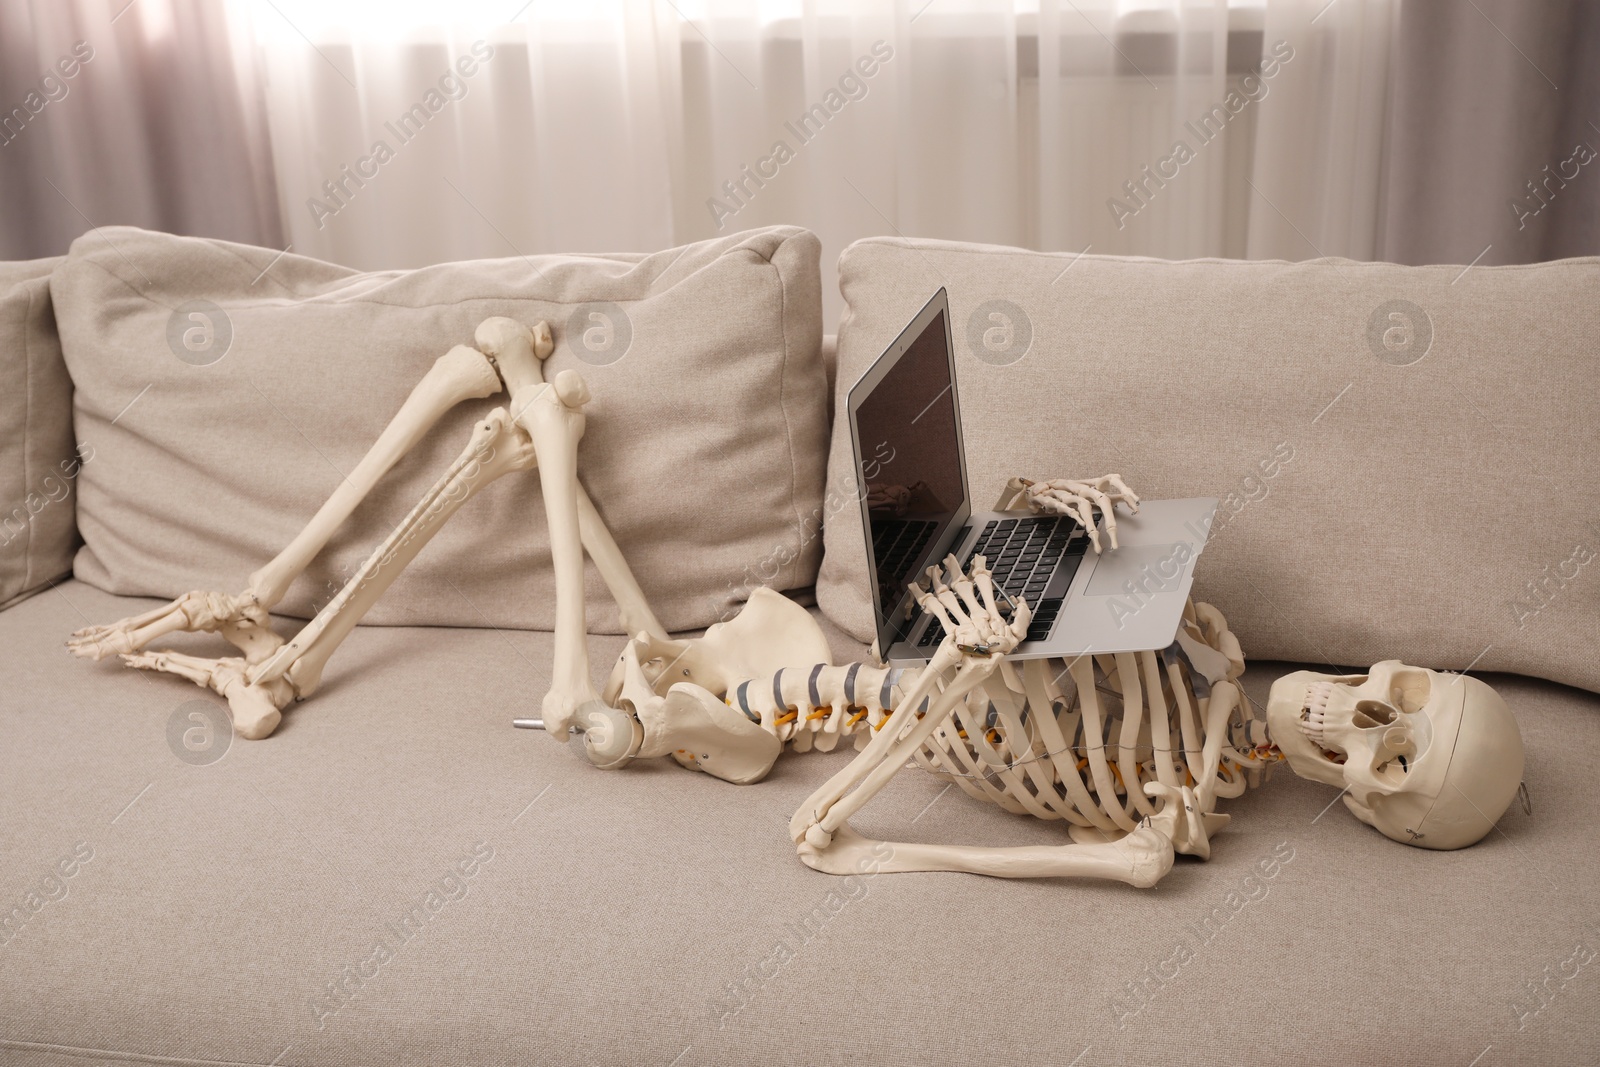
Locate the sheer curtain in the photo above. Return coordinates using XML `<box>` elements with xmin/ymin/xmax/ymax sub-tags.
<box><xmin>0</xmin><ymin>0</ymin><xmax>279</xmax><ymax>258</ymax></box>
<box><xmin>240</xmin><ymin>0</ymin><xmax>1397</xmax><ymax>322</ymax></box>
<box><xmin>1379</xmin><ymin>0</ymin><xmax>1600</xmax><ymax>265</ymax></box>
<box><xmin>2</xmin><ymin>0</ymin><xmax>1399</xmax><ymax>321</ymax></box>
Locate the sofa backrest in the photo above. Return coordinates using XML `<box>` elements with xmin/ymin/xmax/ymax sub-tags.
<box><xmin>48</xmin><ymin>226</ymin><xmax>827</xmax><ymax>633</ymax></box>
<box><xmin>0</xmin><ymin>256</ymin><xmax>78</xmax><ymax>610</ymax></box>
<box><xmin>17</xmin><ymin>228</ymin><xmax>1599</xmax><ymax>695</ymax></box>
<box><xmin>817</xmin><ymin>237</ymin><xmax>1600</xmax><ymax>694</ymax></box>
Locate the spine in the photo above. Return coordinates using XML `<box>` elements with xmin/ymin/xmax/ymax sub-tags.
<box><xmin>726</xmin><ymin>663</ymin><xmax>917</xmax><ymax>752</ymax></box>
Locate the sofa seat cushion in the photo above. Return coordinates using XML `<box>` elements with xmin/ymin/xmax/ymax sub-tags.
<box><xmin>51</xmin><ymin>225</ymin><xmax>827</xmax><ymax>633</ymax></box>
<box><xmin>2</xmin><ymin>583</ymin><xmax>1595</xmax><ymax>1065</ymax></box>
<box><xmin>818</xmin><ymin>238</ymin><xmax>1600</xmax><ymax>692</ymax></box>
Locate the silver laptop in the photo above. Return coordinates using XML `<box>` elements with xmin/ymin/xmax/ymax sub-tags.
<box><xmin>847</xmin><ymin>288</ymin><xmax>1219</xmax><ymax>666</ymax></box>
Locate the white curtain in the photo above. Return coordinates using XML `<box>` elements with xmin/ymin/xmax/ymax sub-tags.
<box><xmin>241</xmin><ymin>0</ymin><xmax>1396</xmax><ymax>322</ymax></box>
<box><xmin>0</xmin><ymin>0</ymin><xmax>279</xmax><ymax>256</ymax></box>
<box><xmin>1</xmin><ymin>0</ymin><xmax>1396</xmax><ymax>324</ymax></box>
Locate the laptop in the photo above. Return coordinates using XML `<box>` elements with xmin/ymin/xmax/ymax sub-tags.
<box><xmin>847</xmin><ymin>288</ymin><xmax>1219</xmax><ymax>667</ymax></box>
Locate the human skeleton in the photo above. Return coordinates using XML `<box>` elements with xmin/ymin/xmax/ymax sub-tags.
<box><xmin>69</xmin><ymin>318</ymin><xmax>1526</xmax><ymax>885</ymax></box>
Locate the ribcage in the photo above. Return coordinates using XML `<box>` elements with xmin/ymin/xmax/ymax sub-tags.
<box><xmin>724</xmin><ymin>601</ymin><xmax>1277</xmax><ymax>834</ymax></box>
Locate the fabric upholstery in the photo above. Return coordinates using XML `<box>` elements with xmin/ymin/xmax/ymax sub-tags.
<box><xmin>817</xmin><ymin>238</ymin><xmax>1600</xmax><ymax>692</ymax></box>
<box><xmin>50</xmin><ymin>226</ymin><xmax>827</xmax><ymax>632</ymax></box>
<box><xmin>1</xmin><ymin>582</ymin><xmax>1594</xmax><ymax>1066</ymax></box>
<box><xmin>0</xmin><ymin>256</ymin><xmax>77</xmax><ymax>611</ymax></box>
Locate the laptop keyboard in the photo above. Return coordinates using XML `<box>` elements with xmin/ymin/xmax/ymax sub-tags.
<box><xmin>916</xmin><ymin>515</ymin><xmax>1089</xmax><ymax>647</ymax></box>
<box><xmin>873</xmin><ymin>518</ymin><xmax>939</xmax><ymax>615</ymax></box>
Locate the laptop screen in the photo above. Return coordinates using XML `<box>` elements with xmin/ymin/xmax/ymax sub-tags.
<box><xmin>855</xmin><ymin>305</ymin><xmax>967</xmax><ymax>640</ymax></box>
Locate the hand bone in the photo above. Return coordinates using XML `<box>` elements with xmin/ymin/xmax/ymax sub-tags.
<box><xmin>790</xmin><ymin>556</ymin><xmax>1023</xmax><ymax>850</ymax></box>
<box><xmin>1003</xmin><ymin>474</ymin><xmax>1140</xmax><ymax>551</ymax></box>
<box><xmin>912</xmin><ymin>554</ymin><xmax>1029</xmax><ymax>659</ymax></box>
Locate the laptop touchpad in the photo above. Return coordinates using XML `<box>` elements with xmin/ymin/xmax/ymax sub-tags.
<box><xmin>1082</xmin><ymin>544</ymin><xmax>1191</xmax><ymax>596</ymax></box>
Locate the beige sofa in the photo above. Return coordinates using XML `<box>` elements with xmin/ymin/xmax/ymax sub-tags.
<box><xmin>2</xmin><ymin>230</ymin><xmax>1595</xmax><ymax>1066</ymax></box>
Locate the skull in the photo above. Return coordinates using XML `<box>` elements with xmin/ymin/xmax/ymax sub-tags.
<box><xmin>1266</xmin><ymin>661</ymin><xmax>1524</xmax><ymax>849</ymax></box>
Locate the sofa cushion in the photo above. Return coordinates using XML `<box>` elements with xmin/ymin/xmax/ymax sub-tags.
<box><xmin>51</xmin><ymin>226</ymin><xmax>826</xmax><ymax>632</ymax></box>
<box><xmin>0</xmin><ymin>257</ymin><xmax>80</xmax><ymax>611</ymax></box>
<box><xmin>1</xmin><ymin>582</ymin><xmax>1594</xmax><ymax>1065</ymax></box>
<box><xmin>818</xmin><ymin>238</ymin><xmax>1600</xmax><ymax>692</ymax></box>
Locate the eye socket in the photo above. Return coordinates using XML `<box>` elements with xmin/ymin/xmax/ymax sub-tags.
<box><xmin>1352</xmin><ymin>700</ymin><xmax>1398</xmax><ymax>728</ymax></box>
<box><xmin>1385</xmin><ymin>668</ymin><xmax>1433</xmax><ymax>713</ymax></box>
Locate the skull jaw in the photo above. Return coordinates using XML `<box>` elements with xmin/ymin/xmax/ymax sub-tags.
<box><xmin>1266</xmin><ymin>669</ymin><xmax>1360</xmax><ymax>789</ymax></box>
<box><xmin>1267</xmin><ymin>668</ymin><xmax>1431</xmax><ymax>830</ymax></box>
